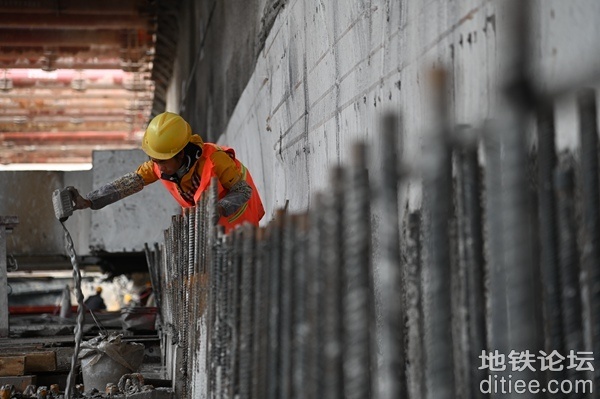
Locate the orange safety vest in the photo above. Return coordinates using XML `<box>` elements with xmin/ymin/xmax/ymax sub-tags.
<box><xmin>153</xmin><ymin>143</ymin><xmax>265</xmax><ymax>233</ymax></box>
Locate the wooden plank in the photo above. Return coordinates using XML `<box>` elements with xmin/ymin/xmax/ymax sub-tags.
<box><xmin>24</xmin><ymin>351</ymin><xmax>56</xmax><ymax>372</ymax></box>
<box><xmin>0</xmin><ymin>356</ymin><xmax>25</xmax><ymax>376</ymax></box>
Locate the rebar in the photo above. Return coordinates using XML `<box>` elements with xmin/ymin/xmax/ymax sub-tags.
<box><xmin>342</xmin><ymin>143</ymin><xmax>373</xmax><ymax>399</ymax></box>
<box><xmin>323</xmin><ymin>166</ymin><xmax>345</xmax><ymax>399</ymax></box>
<box><xmin>577</xmin><ymin>88</ymin><xmax>600</xmax><ymax>387</ymax></box>
<box><xmin>422</xmin><ymin>70</ymin><xmax>455</xmax><ymax>399</ymax></box>
<box><xmin>239</xmin><ymin>225</ymin><xmax>256</xmax><ymax>399</ymax></box>
<box><xmin>378</xmin><ymin>112</ymin><xmax>407</xmax><ymax>399</ymax></box>
<box><xmin>554</xmin><ymin>154</ymin><xmax>586</xmax><ymax>399</ymax></box>
<box><xmin>455</xmin><ymin>127</ymin><xmax>488</xmax><ymax>399</ymax></box>
<box><xmin>536</xmin><ymin>104</ymin><xmax>563</xmax><ymax>358</ymax></box>
<box><xmin>292</xmin><ymin>215</ymin><xmax>309</xmax><ymax>399</ymax></box>
<box><xmin>306</xmin><ymin>194</ymin><xmax>326</xmax><ymax>399</ymax></box>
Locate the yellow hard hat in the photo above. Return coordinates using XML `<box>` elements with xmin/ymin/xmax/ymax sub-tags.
<box><xmin>95</xmin><ymin>286</ymin><xmax>103</xmax><ymax>294</ymax></box>
<box><xmin>142</xmin><ymin>112</ymin><xmax>192</xmax><ymax>160</ymax></box>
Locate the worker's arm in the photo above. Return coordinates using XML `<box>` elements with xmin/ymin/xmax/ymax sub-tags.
<box><xmin>211</xmin><ymin>151</ymin><xmax>253</xmax><ymax>217</ymax></box>
<box><xmin>72</xmin><ymin>172</ymin><xmax>146</xmax><ymax>210</ymax></box>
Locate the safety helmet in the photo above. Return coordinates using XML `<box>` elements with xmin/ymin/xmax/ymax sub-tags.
<box><xmin>142</xmin><ymin>112</ymin><xmax>192</xmax><ymax>160</ymax></box>
<box><xmin>95</xmin><ymin>286</ymin><xmax>103</xmax><ymax>294</ymax></box>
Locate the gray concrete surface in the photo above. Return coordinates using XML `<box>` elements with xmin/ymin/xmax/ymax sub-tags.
<box><xmin>165</xmin><ymin>0</ymin><xmax>600</xmax><ymax>222</ymax></box>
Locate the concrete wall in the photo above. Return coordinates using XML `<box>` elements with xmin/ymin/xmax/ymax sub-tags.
<box><xmin>89</xmin><ymin>150</ymin><xmax>180</xmax><ymax>253</ymax></box>
<box><xmin>0</xmin><ymin>149</ymin><xmax>180</xmax><ymax>262</ymax></box>
<box><xmin>166</xmin><ymin>0</ymin><xmax>600</xmax><ymax>222</ymax></box>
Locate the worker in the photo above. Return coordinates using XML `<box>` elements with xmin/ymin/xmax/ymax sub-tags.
<box><xmin>84</xmin><ymin>286</ymin><xmax>107</xmax><ymax>311</ymax></box>
<box><xmin>68</xmin><ymin>112</ymin><xmax>265</xmax><ymax>233</ymax></box>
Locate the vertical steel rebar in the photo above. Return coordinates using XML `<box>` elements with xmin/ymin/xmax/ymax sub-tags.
<box><xmin>577</xmin><ymin>88</ymin><xmax>600</xmax><ymax>391</ymax></box>
<box><xmin>239</xmin><ymin>225</ymin><xmax>256</xmax><ymax>399</ymax></box>
<box><xmin>482</xmin><ymin>121</ymin><xmax>508</xmax><ymax>386</ymax></box>
<box><xmin>267</xmin><ymin>211</ymin><xmax>284</xmax><ymax>399</ymax></box>
<box><xmin>404</xmin><ymin>211</ymin><xmax>425</xmax><ymax>398</ymax></box>
<box><xmin>292</xmin><ymin>215</ymin><xmax>309</xmax><ymax>399</ymax></box>
<box><xmin>230</xmin><ymin>229</ymin><xmax>243</xmax><ymax>398</ymax></box>
<box><xmin>323</xmin><ymin>166</ymin><xmax>345</xmax><ymax>399</ymax></box>
<box><xmin>279</xmin><ymin>214</ymin><xmax>294</xmax><ymax>399</ymax></box>
<box><xmin>377</xmin><ymin>113</ymin><xmax>407</xmax><ymax>399</ymax></box>
<box><xmin>422</xmin><ymin>70</ymin><xmax>455</xmax><ymax>399</ymax></box>
<box><xmin>554</xmin><ymin>154</ymin><xmax>586</xmax><ymax>399</ymax></box>
<box><xmin>343</xmin><ymin>143</ymin><xmax>373</xmax><ymax>399</ymax></box>
<box><xmin>252</xmin><ymin>228</ymin><xmax>269</xmax><ymax>399</ymax></box>
<box><xmin>306</xmin><ymin>194</ymin><xmax>326</xmax><ymax>399</ymax></box>
<box><xmin>536</xmin><ymin>104</ymin><xmax>564</xmax><ymax>359</ymax></box>
<box><xmin>455</xmin><ymin>127</ymin><xmax>488</xmax><ymax>399</ymax></box>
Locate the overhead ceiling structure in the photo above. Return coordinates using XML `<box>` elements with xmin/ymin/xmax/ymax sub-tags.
<box><xmin>0</xmin><ymin>0</ymin><xmax>169</xmax><ymax>168</ymax></box>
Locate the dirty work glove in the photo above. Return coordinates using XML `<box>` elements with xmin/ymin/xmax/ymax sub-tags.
<box><xmin>86</xmin><ymin>172</ymin><xmax>144</xmax><ymax>210</ymax></box>
<box><xmin>217</xmin><ymin>180</ymin><xmax>252</xmax><ymax>217</ymax></box>
<box><xmin>66</xmin><ymin>186</ymin><xmax>92</xmax><ymax>210</ymax></box>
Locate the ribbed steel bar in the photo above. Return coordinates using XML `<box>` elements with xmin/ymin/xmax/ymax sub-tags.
<box><xmin>323</xmin><ymin>166</ymin><xmax>345</xmax><ymax>399</ymax></box>
<box><xmin>306</xmin><ymin>193</ymin><xmax>326</xmax><ymax>399</ymax></box>
<box><xmin>455</xmin><ymin>128</ymin><xmax>488</xmax><ymax>399</ymax></box>
<box><xmin>503</xmin><ymin>3</ymin><xmax>544</xmax><ymax>395</ymax></box>
<box><xmin>404</xmin><ymin>211</ymin><xmax>425</xmax><ymax>398</ymax></box>
<box><xmin>500</xmin><ymin>104</ymin><xmax>543</xmax><ymax>394</ymax></box>
<box><xmin>377</xmin><ymin>112</ymin><xmax>406</xmax><ymax>399</ymax></box>
<box><xmin>554</xmin><ymin>154</ymin><xmax>586</xmax><ymax>399</ymax></box>
<box><xmin>482</xmin><ymin>121</ymin><xmax>508</xmax><ymax>374</ymax></box>
<box><xmin>279</xmin><ymin>213</ymin><xmax>294</xmax><ymax>399</ymax></box>
<box><xmin>239</xmin><ymin>224</ymin><xmax>256</xmax><ymax>399</ymax></box>
<box><xmin>422</xmin><ymin>70</ymin><xmax>455</xmax><ymax>399</ymax></box>
<box><xmin>230</xmin><ymin>229</ymin><xmax>243</xmax><ymax>398</ymax></box>
<box><xmin>182</xmin><ymin>209</ymin><xmax>190</xmax><ymax>399</ymax></box>
<box><xmin>536</xmin><ymin>104</ymin><xmax>563</xmax><ymax>358</ymax></box>
<box><xmin>267</xmin><ymin>211</ymin><xmax>284</xmax><ymax>399</ymax></box>
<box><xmin>213</xmin><ymin>233</ymin><xmax>226</xmax><ymax>398</ymax></box>
<box><xmin>292</xmin><ymin>215</ymin><xmax>309</xmax><ymax>399</ymax></box>
<box><xmin>220</xmin><ymin>232</ymin><xmax>234</xmax><ymax>397</ymax></box>
<box><xmin>252</xmin><ymin>228</ymin><xmax>269</xmax><ymax>399</ymax></box>
<box><xmin>342</xmin><ymin>143</ymin><xmax>373</xmax><ymax>399</ymax></box>
<box><xmin>577</xmin><ymin>89</ymin><xmax>600</xmax><ymax>389</ymax></box>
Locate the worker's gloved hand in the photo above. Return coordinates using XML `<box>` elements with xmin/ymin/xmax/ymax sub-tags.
<box><xmin>66</xmin><ymin>186</ymin><xmax>91</xmax><ymax>210</ymax></box>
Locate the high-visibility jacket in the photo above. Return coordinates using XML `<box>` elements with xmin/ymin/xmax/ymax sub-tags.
<box><xmin>152</xmin><ymin>143</ymin><xmax>265</xmax><ymax>232</ymax></box>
